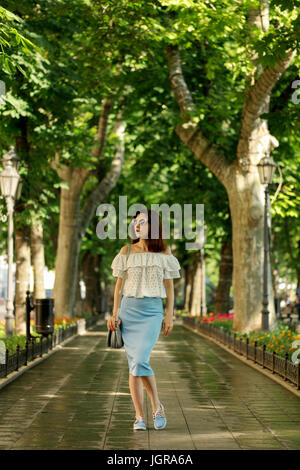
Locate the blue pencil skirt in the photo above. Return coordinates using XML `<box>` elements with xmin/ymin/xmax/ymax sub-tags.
<box><xmin>119</xmin><ymin>296</ymin><xmax>164</xmax><ymax>376</ymax></box>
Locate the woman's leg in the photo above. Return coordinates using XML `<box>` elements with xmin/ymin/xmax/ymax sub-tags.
<box><xmin>129</xmin><ymin>374</ymin><xmax>145</xmax><ymax>418</ymax></box>
<box><xmin>141</xmin><ymin>375</ymin><xmax>161</xmax><ymax>414</ymax></box>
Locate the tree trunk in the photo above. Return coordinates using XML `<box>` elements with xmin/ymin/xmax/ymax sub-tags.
<box><xmin>97</xmin><ymin>255</ymin><xmax>104</xmax><ymax>313</ymax></box>
<box><xmin>82</xmin><ymin>252</ymin><xmax>101</xmax><ymax>314</ymax></box>
<box><xmin>185</xmin><ymin>263</ymin><xmax>196</xmax><ymax>313</ymax></box>
<box><xmin>165</xmin><ymin>2</ymin><xmax>296</xmax><ymax>333</ymax></box>
<box><xmin>30</xmin><ymin>221</ymin><xmax>45</xmax><ymax>300</ymax></box>
<box><xmin>272</xmin><ymin>255</ymin><xmax>280</xmax><ymax>316</ymax></box>
<box><xmin>51</xmin><ymin>168</ymin><xmax>86</xmax><ymax>319</ymax></box>
<box><xmin>214</xmin><ymin>242</ymin><xmax>233</xmax><ymax>315</ymax></box>
<box><xmin>183</xmin><ymin>265</ymin><xmax>191</xmax><ymax>312</ymax></box>
<box><xmin>200</xmin><ymin>249</ymin><xmax>207</xmax><ymax>316</ymax></box>
<box><xmin>15</xmin><ymin>228</ymin><xmax>31</xmax><ymax>335</ymax></box>
<box><xmin>190</xmin><ymin>251</ymin><xmax>201</xmax><ymax>317</ymax></box>
<box><xmin>74</xmin><ymin>269</ymin><xmax>83</xmax><ymax>317</ymax></box>
<box><xmin>227</xmin><ymin>179</ymin><xmax>277</xmax><ymax>332</ymax></box>
<box><xmin>51</xmin><ymin>107</ymin><xmax>126</xmax><ymax>319</ymax></box>
<box><xmin>102</xmin><ymin>280</ymin><xmax>110</xmax><ymax>313</ymax></box>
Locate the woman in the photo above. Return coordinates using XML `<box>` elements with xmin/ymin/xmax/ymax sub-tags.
<box><xmin>107</xmin><ymin>209</ymin><xmax>181</xmax><ymax>431</ymax></box>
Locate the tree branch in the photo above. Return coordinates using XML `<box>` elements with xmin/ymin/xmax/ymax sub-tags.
<box><xmin>50</xmin><ymin>151</ymin><xmax>71</xmax><ymax>181</ymax></box>
<box><xmin>91</xmin><ymin>97</ymin><xmax>114</xmax><ymax>161</ymax></box>
<box><xmin>166</xmin><ymin>45</ymin><xmax>195</xmax><ymax>121</ymax></box>
<box><xmin>165</xmin><ymin>44</ymin><xmax>232</xmax><ymax>188</ymax></box>
<box><xmin>78</xmin><ymin>109</ymin><xmax>126</xmax><ymax>238</ymax></box>
<box><xmin>236</xmin><ymin>47</ymin><xmax>297</xmax><ymax>164</ymax></box>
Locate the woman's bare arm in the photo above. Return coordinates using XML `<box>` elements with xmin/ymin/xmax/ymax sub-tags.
<box><xmin>112</xmin><ymin>277</ymin><xmax>123</xmax><ymax>317</ymax></box>
<box><xmin>163</xmin><ymin>243</ymin><xmax>174</xmax><ymax>317</ymax></box>
<box><xmin>112</xmin><ymin>245</ymin><xmax>128</xmax><ymax>317</ymax></box>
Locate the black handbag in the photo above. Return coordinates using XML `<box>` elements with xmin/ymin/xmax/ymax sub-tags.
<box><xmin>106</xmin><ymin>245</ymin><xmax>130</xmax><ymax>348</ymax></box>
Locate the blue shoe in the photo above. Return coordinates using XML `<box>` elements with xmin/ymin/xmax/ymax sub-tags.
<box><xmin>133</xmin><ymin>416</ymin><xmax>147</xmax><ymax>431</ymax></box>
<box><xmin>153</xmin><ymin>403</ymin><xmax>167</xmax><ymax>430</ymax></box>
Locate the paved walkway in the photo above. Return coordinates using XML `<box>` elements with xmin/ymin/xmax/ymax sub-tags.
<box><xmin>0</xmin><ymin>319</ymin><xmax>300</xmax><ymax>450</ymax></box>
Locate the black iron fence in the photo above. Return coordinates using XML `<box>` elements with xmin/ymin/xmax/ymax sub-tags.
<box><xmin>183</xmin><ymin>317</ymin><xmax>300</xmax><ymax>390</ymax></box>
<box><xmin>0</xmin><ymin>314</ymin><xmax>100</xmax><ymax>379</ymax></box>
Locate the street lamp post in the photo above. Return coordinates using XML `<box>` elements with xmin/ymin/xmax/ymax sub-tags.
<box><xmin>0</xmin><ymin>146</ymin><xmax>23</xmax><ymax>337</ymax></box>
<box><xmin>257</xmin><ymin>154</ymin><xmax>276</xmax><ymax>332</ymax></box>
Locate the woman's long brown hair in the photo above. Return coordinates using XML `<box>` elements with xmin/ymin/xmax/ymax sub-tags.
<box><xmin>130</xmin><ymin>209</ymin><xmax>167</xmax><ymax>253</ymax></box>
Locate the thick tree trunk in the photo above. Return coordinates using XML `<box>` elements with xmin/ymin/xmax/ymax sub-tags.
<box><xmin>15</xmin><ymin>228</ymin><xmax>31</xmax><ymax>335</ymax></box>
<box><xmin>227</xmin><ymin>177</ymin><xmax>277</xmax><ymax>332</ymax></box>
<box><xmin>214</xmin><ymin>242</ymin><xmax>233</xmax><ymax>315</ymax></box>
<box><xmin>30</xmin><ymin>221</ymin><xmax>45</xmax><ymax>300</ymax></box>
<box><xmin>51</xmin><ymin>169</ymin><xmax>85</xmax><ymax>319</ymax></box>
<box><xmin>166</xmin><ymin>3</ymin><xmax>296</xmax><ymax>332</ymax></box>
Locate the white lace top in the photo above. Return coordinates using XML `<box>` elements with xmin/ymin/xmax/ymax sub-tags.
<box><xmin>111</xmin><ymin>251</ymin><xmax>181</xmax><ymax>298</ymax></box>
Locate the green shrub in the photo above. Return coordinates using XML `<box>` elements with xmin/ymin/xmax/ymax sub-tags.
<box><xmin>203</xmin><ymin>318</ymin><xmax>300</xmax><ymax>361</ymax></box>
<box><xmin>0</xmin><ymin>321</ymin><xmax>78</xmax><ymax>355</ymax></box>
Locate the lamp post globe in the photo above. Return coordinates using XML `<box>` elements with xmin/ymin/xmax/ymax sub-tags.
<box><xmin>257</xmin><ymin>154</ymin><xmax>276</xmax><ymax>186</ymax></box>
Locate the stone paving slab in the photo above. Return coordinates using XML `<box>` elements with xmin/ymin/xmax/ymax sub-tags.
<box><xmin>0</xmin><ymin>320</ymin><xmax>299</xmax><ymax>450</ymax></box>
<box><xmin>0</xmin><ymin>329</ymin><xmax>87</xmax><ymax>391</ymax></box>
<box><xmin>183</xmin><ymin>322</ymin><xmax>300</xmax><ymax>399</ymax></box>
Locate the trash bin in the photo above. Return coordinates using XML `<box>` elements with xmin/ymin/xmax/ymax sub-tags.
<box><xmin>35</xmin><ymin>298</ymin><xmax>54</xmax><ymax>335</ymax></box>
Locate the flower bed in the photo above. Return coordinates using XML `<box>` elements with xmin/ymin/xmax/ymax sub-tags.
<box><xmin>182</xmin><ymin>313</ymin><xmax>300</xmax><ymax>390</ymax></box>
<box><xmin>182</xmin><ymin>312</ymin><xmax>300</xmax><ymax>362</ymax></box>
<box><xmin>0</xmin><ymin>312</ymin><xmax>95</xmax><ymax>355</ymax></box>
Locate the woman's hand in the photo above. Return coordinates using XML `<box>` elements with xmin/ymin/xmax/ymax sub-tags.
<box><xmin>107</xmin><ymin>315</ymin><xmax>121</xmax><ymax>331</ymax></box>
<box><xmin>162</xmin><ymin>314</ymin><xmax>173</xmax><ymax>337</ymax></box>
